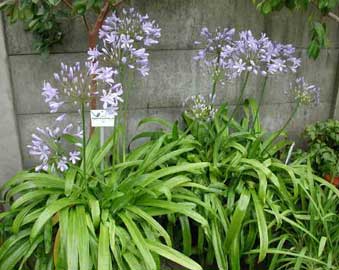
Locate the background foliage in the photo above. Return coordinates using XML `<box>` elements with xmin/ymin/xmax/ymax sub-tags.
<box><xmin>253</xmin><ymin>0</ymin><xmax>339</xmax><ymax>58</ymax></box>
<box><xmin>0</xmin><ymin>0</ymin><xmax>121</xmax><ymax>53</ymax></box>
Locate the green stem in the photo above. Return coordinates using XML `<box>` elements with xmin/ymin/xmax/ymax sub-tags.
<box><xmin>229</xmin><ymin>71</ymin><xmax>250</xmax><ymax>121</ymax></box>
<box><xmin>81</xmin><ymin>102</ymin><xmax>87</xmax><ymax>184</ymax></box>
<box><xmin>262</xmin><ymin>103</ymin><xmax>299</xmax><ymax>154</ymax></box>
<box><xmin>121</xmin><ymin>68</ymin><xmax>131</xmax><ymax>163</ymax></box>
<box><xmin>211</xmin><ymin>53</ymin><xmax>221</xmax><ymax>98</ymax></box>
<box><xmin>251</xmin><ymin>76</ymin><xmax>268</xmax><ymax>132</ymax></box>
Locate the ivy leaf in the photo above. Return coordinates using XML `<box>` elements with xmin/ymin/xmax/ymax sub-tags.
<box><xmin>318</xmin><ymin>0</ymin><xmax>328</xmax><ymax>10</ymax></box>
<box><xmin>307</xmin><ymin>40</ymin><xmax>320</xmax><ymax>59</ymax></box>
<box><xmin>271</xmin><ymin>0</ymin><xmax>283</xmax><ymax>9</ymax></box>
<box><xmin>286</xmin><ymin>0</ymin><xmax>297</xmax><ymax>9</ymax></box>
<box><xmin>261</xmin><ymin>2</ymin><xmax>273</xmax><ymax>14</ymax></box>
<box><xmin>314</xmin><ymin>22</ymin><xmax>327</xmax><ymax>48</ymax></box>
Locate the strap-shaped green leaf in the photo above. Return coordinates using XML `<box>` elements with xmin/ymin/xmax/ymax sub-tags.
<box><xmin>250</xmin><ymin>188</ymin><xmax>268</xmax><ymax>262</ymax></box>
<box><xmin>77</xmin><ymin>206</ymin><xmax>91</xmax><ymax>270</ymax></box>
<box><xmin>30</xmin><ymin>198</ymin><xmax>83</xmax><ymax>241</ymax></box>
<box><xmin>145</xmin><ymin>239</ymin><xmax>202</xmax><ymax>270</ymax></box>
<box><xmin>225</xmin><ymin>189</ymin><xmax>250</xmax><ymax>250</ymax></box>
<box><xmin>119</xmin><ymin>212</ymin><xmax>156</xmax><ymax>270</ymax></box>
<box><xmin>127</xmin><ymin>206</ymin><xmax>172</xmax><ymax>246</ymax></box>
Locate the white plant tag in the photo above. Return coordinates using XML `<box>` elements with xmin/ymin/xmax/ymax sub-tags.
<box><xmin>90</xmin><ymin>110</ymin><xmax>115</xmax><ymax>127</ymax></box>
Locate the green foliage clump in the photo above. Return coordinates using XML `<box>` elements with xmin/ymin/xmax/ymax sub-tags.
<box><xmin>0</xmin><ymin>130</ymin><xmax>208</xmax><ymax>270</ymax></box>
<box><xmin>0</xmin><ymin>0</ymin><xmax>115</xmax><ymax>53</ymax></box>
<box><xmin>304</xmin><ymin>119</ymin><xmax>339</xmax><ymax>177</ymax></box>
<box><xmin>139</xmin><ymin>99</ymin><xmax>339</xmax><ymax>270</ymax></box>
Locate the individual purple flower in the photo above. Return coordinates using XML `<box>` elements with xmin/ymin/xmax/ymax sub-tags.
<box><xmin>57</xmin><ymin>157</ymin><xmax>68</xmax><ymax>172</ymax></box>
<box><xmin>137</xmin><ymin>65</ymin><xmax>150</xmax><ymax>77</ymax></box>
<box><xmin>49</xmin><ymin>101</ymin><xmax>64</xmax><ymax>113</ymax></box>
<box><xmin>100</xmin><ymin>85</ymin><xmax>123</xmax><ymax>113</ymax></box>
<box><xmin>69</xmin><ymin>151</ymin><xmax>81</xmax><ymax>164</ymax></box>
<box><xmin>120</xmin><ymin>34</ymin><xmax>134</xmax><ymax>50</ymax></box>
<box><xmin>42</xmin><ymin>81</ymin><xmax>58</xmax><ymax>102</ymax></box>
<box><xmin>56</xmin><ymin>113</ymin><xmax>66</xmax><ymax>122</ymax></box>
<box><xmin>88</xmin><ymin>47</ymin><xmax>102</xmax><ymax>61</ymax></box>
<box><xmin>285</xmin><ymin>77</ymin><xmax>320</xmax><ymax>106</ymax></box>
<box><xmin>27</xmin><ymin>134</ymin><xmax>51</xmax><ymax>162</ymax></box>
<box><xmin>35</xmin><ymin>162</ymin><xmax>49</xmax><ymax>172</ymax></box>
<box><xmin>94</xmin><ymin>67</ymin><xmax>117</xmax><ymax>85</ymax></box>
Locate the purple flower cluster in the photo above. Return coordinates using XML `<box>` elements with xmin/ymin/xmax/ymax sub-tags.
<box><xmin>285</xmin><ymin>77</ymin><xmax>320</xmax><ymax>106</ymax></box>
<box><xmin>193</xmin><ymin>27</ymin><xmax>235</xmax><ymax>69</ymax></box>
<box><xmin>35</xmin><ymin>60</ymin><xmax>123</xmax><ymax>172</ymax></box>
<box><xmin>90</xmin><ymin>8</ymin><xmax>161</xmax><ymax>77</ymax></box>
<box><xmin>42</xmin><ymin>62</ymin><xmax>123</xmax><ymax>115</ymax></box>
<box><xmin>184</xmin><ymin>94</ymin><xmax>217</xmax><ymax>122</ymax></box>
<box><xmin>194</xmin><ymin>28</ymin><xmax>301</xmax><ymax>80</ymax></box>
<box><xmin>27</xmin><ymin>115</ymin><xmax>82</xmax><ymax>172</ymax></box>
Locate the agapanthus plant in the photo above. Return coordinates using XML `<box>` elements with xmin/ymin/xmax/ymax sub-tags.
<box><xmin>88</xmin><ymin>8</ymin><xmax>161</xmax><ymax>160</ymax></box>
<box><xmin>29</xmin><ymin>60</ymin><xmax>123</xmax><ymax>173</ymax></box>
<box><xmin>176</xmin><ymin>27</ymin><xmax>323</xmax><ymax>270</ymax></box>
<box><xmin>28</xmin><ymin>8</ymin><xmax>161</xmax><ymax>172</ymax></box>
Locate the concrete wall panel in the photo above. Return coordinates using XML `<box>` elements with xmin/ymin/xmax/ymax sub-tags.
<box><xmin>0</xmin><ymin>15</ymin><xmax>22</xmax><ymax>183</ymax></box>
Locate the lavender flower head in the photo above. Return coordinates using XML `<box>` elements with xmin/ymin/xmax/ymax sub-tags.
<box><xmin>194</xmin><ymin>27</ymin><xmax>235</xmax><ymax>69</ymax></box>
<box><xmin>35</xmin><ymin>61</ymin><xmax>123</xmax><ymax>172</ymax></box>
<box><xmin>194</xmin><ymin>28</ymin><xmax>301</xmax><ymax>80</ymax></box>
<box><xmin>90</xmin><ymin>8</ymin><xmax>161</xmax><ymax>77</ymax></box>
<box><xmin>42</xmin><ymin>61</ymin><xmax>123</xmax><ymax>116</ymax></box>
<box><xmin>226</xmin><ymin>31</ymin><xmax>301</xmax><ymax>78</ymax></box>
<box><xmin>184</xmin><ymin>94</ymin><xmax>217</xmax><ymax>122</ymax></box>
<box><xmin>27</xmin><ymin>114</ymin><xmax>82</xmax><ymax>172</ymax></box>
<box><xmin>285</xmin><ymin>77</ymin><xmax>320</xmax><ymax>106</ymax></box>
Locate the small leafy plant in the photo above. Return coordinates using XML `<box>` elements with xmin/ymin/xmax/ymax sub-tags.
<box><xmin>304</xmin><ymin>119</ymin><xmax>339</xmax><ymax>179</ymax></box>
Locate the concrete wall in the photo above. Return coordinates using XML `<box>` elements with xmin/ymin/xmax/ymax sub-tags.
<box><xmin>1</xmin><ymin>0</ymin><xmax>339</xmax><ymax>181</ymax></box>
<box><xmin>0</xmin><ymin>14</ymin><xmax>23</xmax><ymax>184</ymax></box>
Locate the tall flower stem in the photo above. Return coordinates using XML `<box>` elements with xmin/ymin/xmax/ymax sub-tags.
<box><xmin>87</xmin><ymin>0</ymin><xmax>126</xmax><ymax>136</ymax></box>
<box><xmin>229</xmin><ymin>71</ymin><xmax>250</xmax><ymax>121</ymax></box>
<box><xmin>262</xmin><ymin>103</ymin><xmax>299</xmax><ymax>154</ymax></box>
<box><xmin>251</xmin><ymin>76</ymin><xmax>268</xmax><ymax>132</ymax></box>
<box><xmin>211</xmin><ymin>53</ymin><xmax>221</xmax><ymax>98</ymax></box>
<box><xmin>81</xmin><ymin>102</ymin><xmax>87</xmax><ymax>184</ymax></box>
<box><xmin>121</xmin><ymin>66</ymin><xmax>130</xmax><ymax>163</ymax></box>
